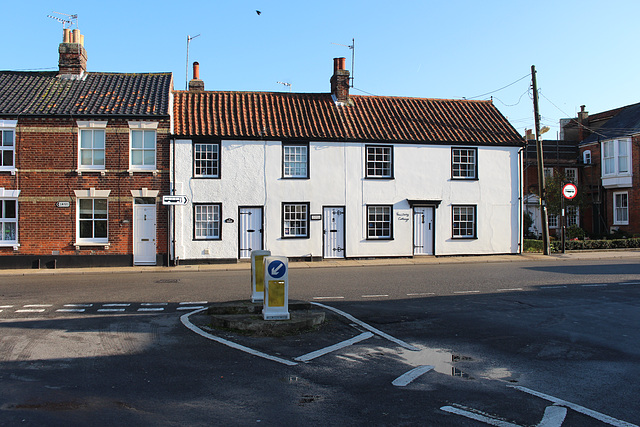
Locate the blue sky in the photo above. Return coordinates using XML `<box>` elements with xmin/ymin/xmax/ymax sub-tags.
<box><xmin>4</xmin><ymin>1</ymin><xmax>640</xmax><ymax>137</ymax></box>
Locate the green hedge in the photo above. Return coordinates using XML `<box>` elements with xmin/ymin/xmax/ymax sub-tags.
<box><xmin>524</xmin><ymin>238</ymin><xmax>640</xmax><ymax>253</ymax></box>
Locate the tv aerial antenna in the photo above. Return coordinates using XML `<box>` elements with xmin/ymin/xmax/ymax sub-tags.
<box><xmin>277</xmin><ymin>81</ymin><xmax>291</xmax><ymax>92</ymax></box>
<box><xmin>331</xmin><ymin>38</ymin><xmax>355</xmax><ymax>87</ymax></box>
<box><xmin>47</xmin><ymin>12</ymin><xmax>78</xmax><ymax>29</ymax></box>
<box><xmin>185</xmin><ymin>33</ymin><xmax>201</xmax><ymax>90</ymax></box>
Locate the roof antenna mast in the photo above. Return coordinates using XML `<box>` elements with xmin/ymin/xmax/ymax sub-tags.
<box><xmin>331</xmin><ymin>38</ymin><xmax>355</xmax><ymax>87</ymax></box>
<box><xmin>185</xmin><ymin>34</ymin><xmax>201</xmax><ymax>90</ymax></box>
<box><xmin>47</xmin><ymin>12</ymin><xmax>78</xmax><ymax>29</ymax></box>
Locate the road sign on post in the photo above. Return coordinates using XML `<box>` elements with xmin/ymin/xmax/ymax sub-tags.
<box><xmin>263</xmin><ymin>256</ymin><xmax>290</xmax><ymax>320</ymax></box>
<box><xmin>562</xmin><ymin>183</ymin><xmax>577</xmax><ymax>200</ymax></box>
<box><xmin>162</xmin><ymin>195</ymin><xmax>188</xmax><ymax>205</ymax></box>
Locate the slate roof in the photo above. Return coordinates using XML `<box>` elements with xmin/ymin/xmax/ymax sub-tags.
<box><xmin>173</xmin><ymin>90</ymin><xmax>523</xmax><ymax>145</ymax></box>
<box><xmin>0</xmin><ymin>71</ymin><xmax>172</xmax><ymax>117</ymax></box>
<box><xmin>583</xmin><ymin>102</ymin><xmax>640</xmax><ymax>144</ymax></box>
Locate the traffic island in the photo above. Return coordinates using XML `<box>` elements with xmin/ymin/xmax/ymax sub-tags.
<box><xmin>201</xmin><ymin>300</ymin><xmax>326</xmax><ymax>337</ymax></box>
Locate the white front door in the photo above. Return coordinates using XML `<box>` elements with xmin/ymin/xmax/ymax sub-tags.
<box><xmin>134</xmin><ymin>204</ymin><xmax>156</xmax><ymax>265</ymax></box>
<box><xmin>239</xmin><ymin>207</ymin><xmax>263</xmax><ymax>259</ymax></box>
<box><xmin>413</xmin><ymin>207</ymin><xmax>434</xmax><ymax>256</ymax></box>
<box><xmin>323</xmin><ymin>206</ymin><xmax>345</xmax><ymax>258</ymax></box>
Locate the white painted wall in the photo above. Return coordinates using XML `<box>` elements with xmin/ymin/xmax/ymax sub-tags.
<box><xmin>170</xmin><ymin>139</ymin><xmax>521</xmax><ymax>261</ymax></box>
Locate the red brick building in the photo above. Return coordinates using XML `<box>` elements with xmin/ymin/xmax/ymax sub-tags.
<box><xmin>0</xmin><ymin>29</ymin><xmax>172</xmax><ymax>268</ymax></box>
<box><xmin>570</xmin><ymin>104</ymin><xmax>640</xmax><ymax>237</ymax></box>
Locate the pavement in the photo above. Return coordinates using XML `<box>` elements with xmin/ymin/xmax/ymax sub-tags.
<box><xmin>0</xmin><ymin>249</ymin><xmax>638</xmax><ymax>277</ymax></box>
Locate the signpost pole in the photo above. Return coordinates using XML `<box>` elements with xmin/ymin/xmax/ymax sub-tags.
<box><xmin>561</xmin><ymin>186</ymin><xmax>566</xmax><ymax>254</ymax></box>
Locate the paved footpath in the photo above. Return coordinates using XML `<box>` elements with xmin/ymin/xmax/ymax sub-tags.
<box><xmin>0</xmin><ymin>249</ymin><xmax>638</xmax><ymax>277</ymax></box>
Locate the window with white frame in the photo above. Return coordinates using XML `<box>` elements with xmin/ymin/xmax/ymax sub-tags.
<box><xmin>0</xmin><ymin>120</ymin><xmax>17</xmax><ymax>171</ymax></box>
<box><xmin>365</xmin><ymin>145</ymin><xmax>393</xmax><ymax>178</ymax></box>
<box><xmin>131</xmin><ymin>129</ymin><xmax>156</xmax><ymax>169</ymax></box>
<box><xmin>79</xmin><ymin>129</ymin><xmax>106</xmax><ymax>170</ymax></box>
<box><xmin>77</xmin><ymin>198</ymin><xmax>108</xmax><ymax>244</ymax></box>
<box><xmin>367</xmin><ymin>205</ymin><xmax>392</xmax><ymax>239</ymax></box>
<box><xmin>564</xmin><ymin>168</ymin><xmax>578</xmax><ymax>183</ymax></box>
<box><xmin>129</xmin><ymin>122</ymin><xmax>158</xmax><ymax>171</ymax></box>
<box><xmin>1</xmin><ymin>199</ymin><xmax>17</xmax><ymax>244</ymax></box>
<box><xmin>282</xmin><ymin>202</ymin><xmax>309</xmax><ymax>238</ymax></box>
<box><xmin>283</xmin><ymin>143</ymin><xmax>308</xmax><ymax>178</ymax></box>
<box><xmin>566</xmin><ymin>205</ymin><xmax>579</xmax><ymax>227</ymax></box>
<box><xmin>452</xmin><ymin>147</ymin><xmax>477</xmax><ymax>179</ymax></box>
<box><xmin>194</xmin><ymin>203</ymin><xmax>221</xmax><ymax>240</ymax></box>
<box><xmin>452</xmin><ymin>205</ymin><xmax>476</xmax><ymax>238</ymax></box>
<box><xmin>583</xmin><ymin>150</ymin><xmax>591</xmax><ymax>164</ymax></box>
<box><xmin>548</xmin><ymin>214</ymin><xmax>558</xmax><ymax>229</ymax></box>
<box><xmin>614</xmin><ymin>192</ymin><xmax>629</xmax><ymax>225</ymax></box>
<box><xmin>603</xmin><ymin>139</ymin><xmax>631</xmax><ymax>176</ymax></box>
<box><xmin>194</xmin><ymin>142</ymin><xmax>220</xmax><ymax>178</ymax></box>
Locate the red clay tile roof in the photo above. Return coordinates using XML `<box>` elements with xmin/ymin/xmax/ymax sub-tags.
<box><xmin>173</xmin><ymin>90</ymin><xmax>523</xmax><ymax>145</ymax></box>
<box><xmin>0</xmin><ymin>71</ymin><xmax>172</xmax><ymax>117</ymax></box>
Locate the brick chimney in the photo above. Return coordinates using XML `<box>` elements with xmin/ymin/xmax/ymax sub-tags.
<box><xmin>58</xmin><ymin>28</ymin><xmax>87</xmax><ymax>77</ymax></box>
<box><xmin>577</xmin><ymin>105</ymin><xmax>589</xmax><ymax>141</ymax></box>
<box><xmin>330</xmin><ymin>57</ymin><xmax>351</xmax><ymax>105</ymax></box>
<box><xmin>189</xmin><ymin>62</ymin><xmax>205</xmax><ymax>91</ymax></box>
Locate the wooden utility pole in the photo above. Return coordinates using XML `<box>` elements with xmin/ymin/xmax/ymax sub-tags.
<box><xmin>531</xmin><ymin>65</ymin><xmax>551</xmax><ymax>255</ymax></box>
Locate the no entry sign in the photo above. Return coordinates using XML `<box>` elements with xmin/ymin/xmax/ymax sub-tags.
<box><xmin>562</xmin><ymin>183</ymin><xmax>577</xmax><ymax>200</ymax></box>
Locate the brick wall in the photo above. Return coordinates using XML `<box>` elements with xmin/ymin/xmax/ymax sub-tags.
<box><xmin>0</xmin><ymin>116</ymin><xmax>170</xmax><ymax>262</ymax></box>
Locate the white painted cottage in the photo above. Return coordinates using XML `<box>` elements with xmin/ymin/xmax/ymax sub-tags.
<box><xmin>169</xmin><ymin>59</ymin><xmax>524</xmax><ymax>264</ymax></box>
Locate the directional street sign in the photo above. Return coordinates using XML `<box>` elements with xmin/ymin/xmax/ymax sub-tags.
<box><xmin>562</xmin><ymin>183</ymin><xmax>577</xmax><ymax>200</ymax></box>
<box><xmin>268</xmin><ymin>259</ymin><xmax>286</xmax><ymax>279</ymax></box>
<box><xmin>162</xmin><ymin>195</ymin><xmax>189</xmax><ymax>205</ymax></box>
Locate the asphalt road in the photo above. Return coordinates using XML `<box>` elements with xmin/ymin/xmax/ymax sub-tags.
<box><xmin>1</xmin><ymin>258</ymin><xmax>639</xmax><ymax>426</ymax></box>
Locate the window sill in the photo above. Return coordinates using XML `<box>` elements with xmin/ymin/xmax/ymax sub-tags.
<box><xmin>451</xmin><ymin>177</ymin><xmax>479</xmax><ymax>181</ymax></box>
<box><xmin>0</xmin><ymin>168</ymin><xmax>17</xmax><ymax>175</ymax></box>
<box><xmin>75</xmin><ymin>242</ymin><xmax>110</xmax><ymax>250</ymax></box>
<box><xmin>451</xmin><ymin>236</ymin><xmax>478</xmax><ymax>240</ymax></box>
<box><xmin>128</xmin><ymin>169</ymin><xmax>159</xmax><ymax>176</ymax></box>
<box><xmin>77</xmin><ymin>169</ymin><xmax>107</xmax><ymax>176</ymax></box>
<box><xmin>0</xmin><ymin>243</ymin><xmax>19</xmax><ymax>250</ymax></box>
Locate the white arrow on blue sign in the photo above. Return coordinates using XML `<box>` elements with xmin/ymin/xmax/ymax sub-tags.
<box><xmin>269</xmin><ymin>260</ymin><xmax>286</xmax><ymax>278</ymax></box>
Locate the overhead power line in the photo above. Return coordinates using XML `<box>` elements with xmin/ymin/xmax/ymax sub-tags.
<box><xmin>467</xmin><ymin>73</ymin><xmax>530</xmax><ymax>100</ymax></box>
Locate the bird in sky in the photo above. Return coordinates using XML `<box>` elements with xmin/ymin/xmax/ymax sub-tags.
<box><xmin>256</xmin><ymin>10</ymin><xmax>261</xmax><ymax>15</ymax></box>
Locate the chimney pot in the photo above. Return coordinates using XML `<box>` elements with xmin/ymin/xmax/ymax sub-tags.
<box><xmin>189</xmin><ymin>61</ymin><xmax>205</xmax><ymax>91</ymax></box>
<box><xmin>193</xmin><ymin>61</ymin><xmax>200</xmax><ymax>80</ymax></box>
<box><xmin>58</xmin><ymin>28</ymin><xmax>87</xmax><ymax>76</ymax></box>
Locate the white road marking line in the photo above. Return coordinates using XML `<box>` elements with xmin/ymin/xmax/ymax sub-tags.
<box><xmin>581</xmin><ymin>284</ymin><xmax>608</xmax><ymax>288</ymax></box>
<box><xmin>180</xmin><ymin>308</ymin><xmax>298</xmax><ymax>366</ymax></box>
<box><xmin>362</xmin><ymin>294</ymin><xmax>389</xmax><ymax>298</ymax></box>
<box><xmin>440</xmin><ymin>405</ymin><xmax>520</xmax><ymax>427</ymax></box>
<box><xmin>620</xmin><ymin>282</ymin><xmax>639</xmax><ymax>285</ymax></box>
<box><xmin>177</xmin><ymin>306</ymin><xmax>205</xmax><ymax>311</ymax></box>
<box><xmin>0</xmin><ymin>305</ymin><xmax>14</xmax><ymax>308</ymax></box>
<box><xmin>406</xmin><ymin>292</ymin><xmax>435</xmax><ymax>296</ymax></box>
<box><xmin>542</xmin><ymin>285</ymin><xmax>567</xmax><ymax>289</ymax></box>
<box><xmin>64</xmin><ymin>304</ymin><xmax>93</xmax><ymax>307</ymax></box>
<box><xmin>392</xmin><ymin>365</ymin><xmax>434</xmax><ymax>387</ymax></box>
<box><xmin>294</xmin><ymin>332</ymin><xmax>374</xmax><ymax>362</ymax></box>
<box><xmin>138</xmin><ymin>308</ymin><xmax>166</xmax><ymax>312</ymax></box>
<box><xmin>102</xmin><ymin>303</ymin><xmax>130</xmax><ymax>307</ymax></box>
<box><xmin>56</xmin><ymin>309</ymin><xmax>86</xmax><ymax>313</ymax></box>
<box><xmin>141</xmin><ymin>302</ymin><xmax>168</xmax><ymax>306</ymax></box>
<box><xmin>23</xmin><ymin>304</ymin><xmax>53</xmax><ymax>308</ymax></box>
<box><xmin>538</xmin><ymin>405</ymin><xmax>567</xmax><ymax>427</ymax></box>
<box><xmin>180</xmin><ymin>301</ymin><xmax>208</xmax><ymax>305</ymax></box>
<box><xmin>311</xmin><ymin>302</ymin><xmax>419</xmax><ymax>351</ymax></box>
<box><xmin>97</xmin><ymin>308</ymin><xmax>126</xmax><ymax>313</ymax></box>
<box><xmin>16</xmin><ymin>309</ymin><xmax>46</xmax><ymax>313</ymax></box>
<box><xmin>454</xmin><ymin>290</ymin><xmax>480</xmax><ymax>294</ymax></box>
<box><xmin>497</xmin><ymin>288</ymin><xmax>523</xmax><ymax>292</ymax></box>
<box><xmin>511</xmin><ymin>385</ymin><xmax>638</xmax><ymax>427</ymax></box>
<box><xmin>312</xmin><ymin>296</ymin><xmax>345</xmax><ymax>300</ymax></box>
